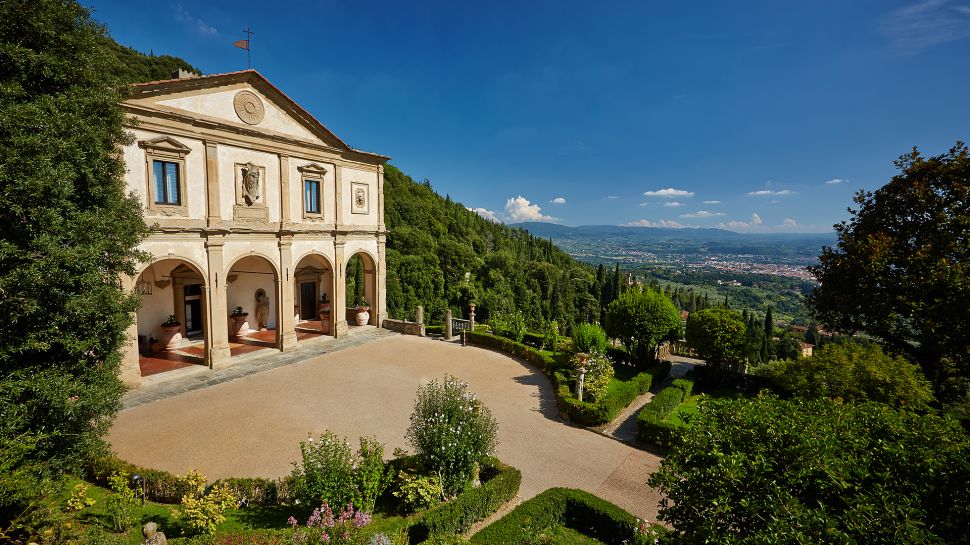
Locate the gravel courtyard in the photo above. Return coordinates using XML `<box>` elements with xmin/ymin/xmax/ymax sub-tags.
<box><xmin>109</xmin><ymin>334</ymin><xmax>663</xmax><ymax>520</ymax></box>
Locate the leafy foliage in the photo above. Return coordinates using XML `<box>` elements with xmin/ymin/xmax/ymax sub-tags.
<box><xmin>809</xmin><ymin>143</ymin><xmax>970</xmax><ymax>403</ymax></box>
<box><xmin>685</xmin><ymin>307</ymin><xmax>748</xmax><ymax>369</ymax></box>
<box><xmin>488</xmin><ymin>310</ymin><xmax>527</xmax><ymax>343</ymax></box>
<box><xmin>291</xmin><ymin>432</ymin><xmax>393</xmax><ymax>513</ymax></box>
<box><xmin>568</xmin><ymin>352</ymin><xmax>614</xmax><ymax>402</ymax></box>
<box><xmin>754</xmin><ymin>340</ymin><xmax>934</xmax><ymax>409</ymax></box>
<box><xmin>391</xmin><ymin>471</ymin><xmax>443</xmax><ymax>513</ymax></box>
<box><xmin>570</xmin><ymin>322</ymin><xmax>608</xmax><ymax>354</ymax></box>
<box><xmin>383</xmin><ymin>166</ymin><xmax>599</xmax><ymax>330</ymax></box>
<box><xmin>406</xmin><ymin>376</ymin><xmax>498</xmax><ymax>496</ymax></box>
<box><xmin>604</xmin><ymin>288</ymin><xmax>681</xmax><ymax>363</ymax></box>
<box><xmin>649</xmin><ymin>395</ymin><xmax>970</xmax><ymax>545</ymax></box>
<box><xmin>104</xmin><ymin>471</ymin><xmax>136</xmax><ymax>532</ymax></box>
<box><xmin>0</xmin><ymin>0</ymin><xmax>150</xmax><ymax>526</ymax></box>
<box><xmin>176</xmin><ymin>471</ymin><xmax>238</xmax><ymax>535</ymax></box>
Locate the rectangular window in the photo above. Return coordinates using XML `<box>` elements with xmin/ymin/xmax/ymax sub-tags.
<box><xmin>153</xmin><ymin>160</ymin><xmax>180</xmax><ymax>205</ymax></box>
<box><xmin>304</xmin><ymin>179</ymin><xmax>321</xmax><ymax>214</ymax></box>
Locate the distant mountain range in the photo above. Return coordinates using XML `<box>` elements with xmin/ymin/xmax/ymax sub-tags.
<box><xmin>512</xmin><ymin>222</ymin><xmax>837</xmax><ymax>264</ymax></box>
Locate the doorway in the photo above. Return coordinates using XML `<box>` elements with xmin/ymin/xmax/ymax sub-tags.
<box><xmin>183</xmin><ymin>284</ymin><xmax>203</xmax><ymax>338</ymax></box>
<box><xmin>299</xmin><ymin>281</ymin><xmax>317</xmax><ymax>320</ymax></box>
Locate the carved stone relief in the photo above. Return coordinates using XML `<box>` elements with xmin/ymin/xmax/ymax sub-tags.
<box><xmin>233</xmin><ymin>91</ymin><xmax>265</xmax><ymax>125</ymax></box>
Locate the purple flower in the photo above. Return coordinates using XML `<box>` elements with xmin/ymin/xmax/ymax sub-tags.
<box><xmin>322</xmin><ymin>502</ymin><xmax>335</xmax><ymax>527</ymax></box>
<box><xmin>287</xmin><ymin>516</ymin><xmax>298</xmax><ymax>528</ymax></box>
<box><xmin>353</xmin><ymin>510</ymin><xmax>371</xmax><ymax>528</ymax></box>
<box><xmin>307</xmin><ymin>507</ymin><xmax>322</xmax><ymax>528</ymax></box>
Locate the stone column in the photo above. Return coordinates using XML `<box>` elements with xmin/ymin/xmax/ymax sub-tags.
<box><xmin>445</xmin><ymin>308</ymin><xmax>453</xmax><ymax>341</ymax></box>
<box><xmin>415</xmin><ymin>305</ymin><xmax>424</xmax><ymax>325</ymax></box>
<box><xmin>334</xmin><ymin>166</ymin><xmax>344</xmax><ymax>227</ymax></box>
<box><xmin>333</xmin><ymin>238</ymin><xmax>349</xmax><ymax>337</ymax></box>
<box><xmin>119</xmin><ymin>274</ymin><xmax>141</xmax><ymax>388</ymax></box>
<box><xmin>205</xmin><ymin>238</ymin><xmax>231</xmax><ymax>368</ymax></box>
<box><xmin>377</xmin><ymin>163</ymin><xmax>385</xmax><ymax>231</ymax></box>
<box><xmin>278</xmin><ymin>238</ymin><xmax>297</xmax><ymax>350</ymax></box>
<box><xmin>469</xmin><ymin>303</ymin><xmax>476</xmax><ymax>331</ymax></box>
<box><xmin>376</xmin><ymin>234</ymin><xmax>388</xmax><ymax>327</ymax></box>
<box><xmin>204</xmin><ymin>141</ymin><xmax>222</xmax><ymax>228</ymax></box>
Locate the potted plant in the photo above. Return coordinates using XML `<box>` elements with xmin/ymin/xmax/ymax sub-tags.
<box><xmin>355</xmin><ymin>297</ymin><xmax>371</xmax><ymax>326</ymax></box>
<box><xmin>230</xmin><ymin>306</ymin><xmax>249</xmax><ymax>336</ymax></box>
<box><xmin>160</xmin><ymin>314</ymin><xmax>182</xmax><ymax>350</ymax></box>
<box><xmin>148</xmin><ymin>335</ymin><xmax>162</xmax><ymax>354</ymax></box>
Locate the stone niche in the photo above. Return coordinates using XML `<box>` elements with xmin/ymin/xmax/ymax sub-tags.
<box><xmin>233</xmin><ymin>161</ymin><xmax>269</xmax><ymax>222</ymax></box>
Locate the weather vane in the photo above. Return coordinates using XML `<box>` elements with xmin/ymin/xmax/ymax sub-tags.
<box><xmin>233</xmin><ymin>26</ymin><xmax>254</xmax><ymax>69</ymax></box>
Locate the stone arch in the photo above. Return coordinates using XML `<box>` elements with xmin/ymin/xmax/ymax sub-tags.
<box><xmin>293</xmin><ymin>251</ymin><xmax>337</xmax><ymax>337</ymax></box>
<box><xmin>226</xmin><ymin>254</ymin><xmax>281</xmax><ymax>348</ymax></box>
<box><xmin>344</xmin><ymin>250</ymin><xmax>378</xmax><ymax>326</ymax></box>
<box><xmin>133</xmin><ymin>257</ymin><xmax>209</xmax><ymax>374</ymax></box>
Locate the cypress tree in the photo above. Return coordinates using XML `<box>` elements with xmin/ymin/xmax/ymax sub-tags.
<box><xmin>763</xmin><ymin>307</ymin><xmax>774</xmax><ymax>361</ymax></box>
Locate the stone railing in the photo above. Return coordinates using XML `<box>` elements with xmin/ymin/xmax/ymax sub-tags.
<box><xmin>382</xmin><ymin>318</ymin><xmax>424</xmax><ymax>336</ymax></box>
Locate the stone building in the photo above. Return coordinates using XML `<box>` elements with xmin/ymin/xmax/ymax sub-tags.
<box><xmin>118</xmin><ymin>70</ymin><xmax>388</xmax><ymax>387</ymax></box>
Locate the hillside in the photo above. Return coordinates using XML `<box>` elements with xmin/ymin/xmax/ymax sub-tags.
<box><xmin>515</xmin><ymin>222</ymin><xmax>835</xmax><ymax>265</ymax></box>
<box><xmin>101</xmin><ymin>37</ymin><xmax>200</xmax><ymax>84</ymax></box>
<box><xmin>383</xmin><ymin>166</ymin><xmax>598</xmax><ymax>328</ymax></box>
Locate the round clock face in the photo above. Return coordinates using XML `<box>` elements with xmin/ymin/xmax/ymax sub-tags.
<box><xmin>233</xmin><ymin>91</ymin><xmax>265</xmax><ymax>125</ymax></box>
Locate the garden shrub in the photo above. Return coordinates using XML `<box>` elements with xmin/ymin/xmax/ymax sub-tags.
<box><xmin>571</xmin><ymin>323</ymin><xmax>608</xmax><ymax>354</ymax></box>
<box><xmin>291</xmin><ymin>432</ymin><xmax>394</xmax><ymax>513</ymax></box>
<box><xmin>671</xmin><ymin>378</ymin><xmax>694</xmax><ymax>398</ymax></box>
<box><xmin>521</xmin><ymin>331</ymin><xmax>545</xmax><ymax>349</ymax></box>
<box><xmin>209</xmin><ymin>476</ymin><xmax>293</xmax><ymax>507</ymax></box>
<box><xmin>105</xmin><ymin>470</ymin><xmax>137</xmax><ymax>532</ymax></box>
<box><xmin>176</xmin><ymin>470</ymin><xmax>237</xmax><ymax>535</ymax></box>
<box><xmin>605</xmin><ymin>345</ymin><xmax>631</xmax><ymax>365</ymax></box>
<box><xmin>424</xmin><ymin>325</ymin><xmax>444</xmax><ymax>335</ymax></box>
<box><xmin>406</xmin><ymin>376</ymin><xmax>498</xmax><ymax>496</ymax></box>
<box><xmin>392</xmin><ymin>471</ymin><xmax>443</xmax><ymax>513</ymax></box>
<box><xmin>408</xmin><ymin>457</ymin><xmax>521</xmax><ymax>542</ymax></box>
<box><xmin>85</xmin><ymin>454</ymin><xmax>188</xmax><ymax>504</ymax></box>
<box><xmin>470</xmin><ymin>487</ymin><xmax>666</xmax><ymax>545</ymax></box>
<box><xmin>566</xmin><ymin>352</ymin><xmax>614</xmax><ymax>402</ymax></box>
<box><xmin>636</xmin><ymin>386</ymin><xmax>688</xmax><ymax>449</ymax></box>
<box><xmin>488</xmin><ymin>310</ymin><xmax>526</xmax><ymax>343</ymax></box>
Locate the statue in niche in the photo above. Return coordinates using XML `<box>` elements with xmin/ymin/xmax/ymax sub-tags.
<box><xmin>255</xmin><ymin>288</ymin><xmax>270</xmax><ymax>331</ymax></box>
<box><xmin>241</xmin><ymin>162</ymin><xmax>261</xmax><ymax>206</ymax></box>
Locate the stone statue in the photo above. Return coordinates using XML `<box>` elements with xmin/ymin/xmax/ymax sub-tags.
<box><xmin>241</xmin><ymin>162</ymin><xmax>261</xmax><ymax>206</ymax></box>
<box><xmin>255</xmin><ymin>288</ymin><xmax>270</xmax><ymax>331</ymax></box>
<box><xmin>141</xmin><ymin>522</ymin><xmax>167</xmax><ymax>545</ymax></box>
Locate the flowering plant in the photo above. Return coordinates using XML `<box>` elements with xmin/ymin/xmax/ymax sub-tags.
<box><xmin>287</xmin><ymin>502</ymin><xmax>372</xmax><ymax>545</ymax></box>
<box><xmin>291</xmin><ymin>432</ymin><xmax>393</xmax><ymax>513</ymax></box>
<box><xmin>405</xmin><ymin>375</ymin><xmax>498</xmax><ymax>496</ymax></box>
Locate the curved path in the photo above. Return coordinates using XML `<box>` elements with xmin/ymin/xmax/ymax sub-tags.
<box><xmin>109</xmin><ymin>334</ymin><xmax>663</xmax><ymax>520</ymax></box>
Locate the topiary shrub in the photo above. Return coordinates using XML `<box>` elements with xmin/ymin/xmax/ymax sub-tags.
<box><xmin>571</xmin><ymin>323</ymin><xmax>608</xmax><ymax>354</ymax></box>
<box><xmin>671</xmin><ymin>378</ymin><xmax>694</xmax><ymax>398</ymax></box>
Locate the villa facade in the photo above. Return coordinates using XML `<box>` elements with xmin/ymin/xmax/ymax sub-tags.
<box><xmin>118</xmin><ymin>70</ymin><xmax>388</xmax><ymax>387</ymax></box>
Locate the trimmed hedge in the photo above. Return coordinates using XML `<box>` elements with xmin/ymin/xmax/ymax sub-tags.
<box><xmin>408</xmin><ymin>457</ymin><xmax>521</xmax><ymax>542</ymax></box>
<box><xmin>636</xmin><ymin>386</ymin><xmax>687</xmax><ymax>450</ymax></box>
<box><xmin>467</xmin><ymin>331</ymin><xmax>661</xmax><ymax>426</ymax></box>
<box><xmin>471</xmin><ymin>487</ymin><xmax>665</xmax><ymax>545</ymax></box>
<box><xmin>425</xmin><ymin>325</ymin><xmax>444</xmax><ymax>335</ymax></box>
<box><xmin>671</xmin><ymin>378</ymin><xmax>694</xmax><ymax>398</ymax></box>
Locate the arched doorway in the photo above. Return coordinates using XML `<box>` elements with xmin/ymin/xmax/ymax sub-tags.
<box><xmin>345</xmin><ymin>252</ymin><xmax>378</xmax><ymax>327</ymax></box>
<box><xmin>226</xmin><ymin>255</ymin><xmax>280</xmax><ymax>357</ymax></box>
<box><xmin>293</xmin><ymin>253</ymin><xmax>336</xmax><ymax>339</ymax></box>
<box><xmin>134</xmin><ymin>258</ymin><xmax>207</xmax><ymax>376</ymax></box>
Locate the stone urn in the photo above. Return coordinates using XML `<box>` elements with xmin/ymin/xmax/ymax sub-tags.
<box><xmin>160</xmin><ymin>315</ymin><xmax>182</xmax><ymax>350</ymax></box>
<box><xmin>230</xmin><ymin>307</ymin><xmax>249</xmax><ymax>337</ymax></box>
<box><xmin>355</xmin><ymin>306</ymin><xmax>370</xmax><ymax>326</ymax></box>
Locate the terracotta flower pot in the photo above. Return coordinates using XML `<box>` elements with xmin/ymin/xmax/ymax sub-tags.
<box><xmin>230</xmin><ymin>314</ymin><xmax>249</xmax><ymax>336</ymax></box>
<box><xmin>160</xmin><ymin>324</ymin><xmax>182</xmax><ymax>350</ymax></box>
<box><xmin>355</xmin><ymin>307</ymin><xmax>370</xmax><ymax>326</ymax></box>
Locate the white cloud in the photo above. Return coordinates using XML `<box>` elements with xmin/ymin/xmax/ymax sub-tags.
<box><xmin>664</xmin><ymin>201</ymin><xmax>685</xmax><ymax>207</ymax></box>
<box><xmin>172</xmin><ymin>4</ymin><xmax>219</xmax><ymax>35</ymax></box>
<box><xmin>605</xmin><ymin>195</ymin><xmax>620</xmax><ymax>199</ymax></box>
<box><xmin>621</xmin><ymin>219</ymin><xmax>686</xmax><ymax>228</ymax></box>
<box><xmin>782</xmin><ymin>218</ymin><xmax>798</xmax><ymax>227</ymax></box>
<box><xmin>643</xmin><ymin>187</ymin><xmax>694</xmax><ymax>198</ymax></box>
<box><xmin>747</xmin><ymin>189</ymin><xmax>794</xmax><ymax>196</ymax></box>
<box><xmin>702</xmin><ymin>200</ymin><xmax>722</xmax><ymax>204</ymax></box>
<box><xmin>638</xmin><ymin>202</ymin><xmax>650</xmax><ymax>207</ymax></box>
<box><xmin>824</xmin><ymin>178</ymin><xmax>847</xmax><ymax>185</ymax></box>
<box><xmin>550</xmin><ymin>197</ymin><xmax>566</xmax><ymax>204</ymax></box>
<box><xmin>505</xmin><ymin>196</ymin><xmax>557</xmax><ymax>222</ymax></box>
<box><xmin>680</xmin><ymin>210</ymin><xmax>725</xmax><ymax>218</ymax></box>
<box><xmin>881</xmin><ymin>0</ymin><xmax>970</xmax><ymax>53</ymax></box>
<box><xmin>718</xmin><ymin>213</ymin><xmax>763</xmax><ymax>230</ymax></box>
<box><xmin>466</xmin><ymin>207</ymin><xmax>499</xmax><ymax>222</ymax></box>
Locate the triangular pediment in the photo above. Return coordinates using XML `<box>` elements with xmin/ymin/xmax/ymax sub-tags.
<box><xmin>125</xmin><ymin>71</ymin><xmax>385</xmax><ymax>160</ymax></box>
<box><xmin>138</xmin><ymin>135</ymin><xmax>192</xmax><ymax>154</ymax></box>
<box><xmin>296</xmin><ymin>162</ymin><xmax>330</xmax><ymax>176</ymax></box>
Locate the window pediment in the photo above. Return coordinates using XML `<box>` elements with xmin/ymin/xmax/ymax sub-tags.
<box><xmin>138</xmin><ymin>136</ymin><xmax>192</xmax><ymax>157</ymax></box>
<box><xmin>297</xmin><ymin>162</ymin><xmax>329</xmax><ymax>177</ymax></box>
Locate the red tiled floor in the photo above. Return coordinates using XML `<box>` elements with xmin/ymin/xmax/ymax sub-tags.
<box><xmin>241</xmin><ymin>328</ymin><xmax>277</xmax><ymax>345</ymax></box>
<box><xmin>229</xmin><ymin>343</ymin><xmax>270</xmax><ymax>357</ymax></box>
<box><xmin>180</xmin><ymin>345</ymin><xmax>205</xmax><ymax>357</ymax></box>
<box><xmin>295</xmin><ymin>320</ymin><xmax>331</xmax><ymax>340</ymax></box>
<box><xmin>139</xmin><ymin>351</ymin><xmax>205</xmax><ymax>377</ymax></box>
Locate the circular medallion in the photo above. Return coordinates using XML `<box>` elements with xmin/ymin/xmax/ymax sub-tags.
<box><xmin>355</xmin><ymin>188</ymin><xmax>366</xmax><ymax>208</ymax></box>
<box><xmin>233</xmin><ymin>91</ymin><xmax>264</xmax><ymax>125</ymax></box>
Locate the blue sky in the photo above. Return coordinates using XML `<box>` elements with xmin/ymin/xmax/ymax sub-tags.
<box><xmin>89</xmin><ymin>0</ymin><xmax>970</xmax><ymax>232</ymax></box>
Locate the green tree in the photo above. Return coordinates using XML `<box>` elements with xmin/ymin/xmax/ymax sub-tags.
<box><xmin>754</xmin><ymin>340</ymin><xmax>934</xmax><ymax>409</ymax></box>
<box><xmin>762</xmin><ymin>306</ymin><xmax>774</xmax><ymax>361</ymax></box>
<box><xmin>649</xmin><ymin>396</ymin><xmax>970</xmax><ymax>545</ymax></box>
<box><xmin>809</xmin><ymin>143</ymin><xmax>970</xmax><ymax>403</ymax></box>
<box><xmin>604</xmin><ymin>288</ymin><xmax>680</xmax><ymax>363</ymax></box>
<box><xmin>685</xmin><ymin>307</ymin><xmax>747</xmax><ymax>369</ymax></box>
<box><xmin>0</xmin><ymin>0</ymin><xmax>148</xmax><ymax>526</ymax></box>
